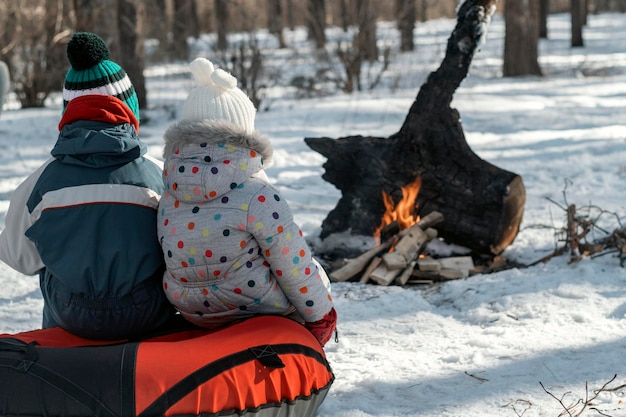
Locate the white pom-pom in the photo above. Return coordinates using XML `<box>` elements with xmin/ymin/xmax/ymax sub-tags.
<box><xmin>189</xmin><ymin>58</ymin><xmax>215</xmax><ymax>86</ymax></box>
<box><xmin>211</xmin><ymin>68</ymin><xmax>238</xmax><ymax>90</ymax></box>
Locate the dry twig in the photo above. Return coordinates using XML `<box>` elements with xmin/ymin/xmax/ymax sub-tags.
<box><xmin>540</xmin><ymin>374</ymin><xmax>624</xmax><ymax>417</ymax></box>
<box><xmin>464</xmin><ymin>371</ymin><xmax>488</xmax><ymax>382</ymax></box>
<box><xmin>529</xmin><ymin>181</ymin><xmax>626</xmax><ymax>266</ymax></box>
<box><xmin>502</xmin><ymin>399</ymin><xmax>532</xmax><ymax>417</ymax></box>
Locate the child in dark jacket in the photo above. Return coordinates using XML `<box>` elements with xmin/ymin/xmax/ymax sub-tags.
<box><xmin>158</xmin><ymin>58</ymin><xmax>337</xmax><ymax>346</ymax></box>
<box><xmin>0</xmin><ymin>33</ymin><xmax>173</xmax><ymax>340</ymax></box>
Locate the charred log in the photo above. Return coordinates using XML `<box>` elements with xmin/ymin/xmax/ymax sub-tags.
<box><xmin>306</xmin><ymin>0</ymin><xmax>525</xmax><ymax>256</ymax></box>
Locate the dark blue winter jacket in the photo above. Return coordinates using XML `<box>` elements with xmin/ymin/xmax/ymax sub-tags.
<box><xmin>0</xmin><ymin>97</ymin><xmax>169</xmax><ymax>338</ymax></box>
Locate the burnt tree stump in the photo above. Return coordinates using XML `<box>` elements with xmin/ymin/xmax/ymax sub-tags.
<box><xmin>305</xmin><ymin>0</ymin><xmax>525</xmax><ymax>256</ymax></box>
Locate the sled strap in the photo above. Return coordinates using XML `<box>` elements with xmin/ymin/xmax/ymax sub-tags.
<box><xmin>250</xmin><ymin>344</ymin><xmax>285</xmax><ymax>369</ymax></box>
<box><xmin>138</xmin><ymin>343</ymin><xmax>330</xmax><ymax>417</ymax></box>
<box><xmin>120</xmin><ymin>341</ymin><xmax>138</xmax><ymax>415</ymax></box>
<box><xmin>0</xmin><ymin>339</ymin><xmax>38</xmax><ymax>372</ymax></box>
<box><xmin>0</xmin><ymin>338</ymin><xmax>38</xmax><ymax>352</ymax></box>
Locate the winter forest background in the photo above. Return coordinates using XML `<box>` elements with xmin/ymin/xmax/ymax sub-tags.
<box><xmin>2</xmin><ymin>1</ymin><xmax>626</xmax><ymax>416</ymax></box>
<box><xmin>1</xmin><ymin>0</ymin><xmax>626</xmax><ymax>113</ymax></box>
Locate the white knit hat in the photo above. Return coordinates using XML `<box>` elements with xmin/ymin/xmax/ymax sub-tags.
<box><xmin>182</xmin><ymin>58</ymin><xmax>256</xmax><ymax>133</ymax></box>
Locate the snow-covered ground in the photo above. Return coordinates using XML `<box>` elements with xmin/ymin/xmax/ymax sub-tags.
<box><xmin>1</xmin><ymin>10</ymin><xmax>626</xmax><ymax>417</ymax></box>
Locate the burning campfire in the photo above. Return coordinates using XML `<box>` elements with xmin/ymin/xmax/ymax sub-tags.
<box><xmin>327</xmin><ymin>210</ymin><xmax>504</xmax><ymax>286</ymax></box>
<box><xmin>375</xmin><ymin>178</ymin><xmax>421</xmax><ymax>241</ymax></box>
<box><xmin>325</xmin><ymin>176</ymin><xmax>510</xmax><ymax>286</ymax></box>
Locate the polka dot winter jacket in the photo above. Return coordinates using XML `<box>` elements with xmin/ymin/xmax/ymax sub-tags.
<box><xmin>158</xmin><ymin>120</ymin><xmax>334</xmax><ymax>328</ymax></box>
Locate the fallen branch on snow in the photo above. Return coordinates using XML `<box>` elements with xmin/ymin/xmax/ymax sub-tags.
<box><xmin>539</xmin><ymin>374</ymin><xmax>626</xmax><ymax>417</ymax></box>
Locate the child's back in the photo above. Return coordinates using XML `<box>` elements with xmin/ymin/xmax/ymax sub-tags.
<box><xmin>158</xmin><ymin>58</ymin><xmax>336</xmax><ymax>345</ymax></box>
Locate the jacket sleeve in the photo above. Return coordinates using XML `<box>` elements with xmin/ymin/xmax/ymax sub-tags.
<box><xmin>248</xmin><ymin>184</ymin><xmax>334</xmax><ymax>323</ymax></box>
<box><xmin>0</xmin><ymin>161</ymin><xmax>51</xmax><ymax>275</ymax></box>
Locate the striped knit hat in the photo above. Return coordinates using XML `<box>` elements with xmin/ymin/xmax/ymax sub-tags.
<box><xmin>63</xmin><ymin>32</ymin><xmax>139</xmax><ymax>121</ymax></box>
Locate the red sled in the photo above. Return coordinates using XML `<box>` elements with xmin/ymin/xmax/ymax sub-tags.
<box><xmin>0</xmin><ymin>315</ymin><xmax>334</xmax><ymax>417</ymax></box>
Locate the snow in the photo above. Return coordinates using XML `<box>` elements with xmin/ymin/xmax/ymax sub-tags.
<box><xmin>2</xmin><ymin>10</ymin><xmax>626</xmax><ymax>417</ymax></box>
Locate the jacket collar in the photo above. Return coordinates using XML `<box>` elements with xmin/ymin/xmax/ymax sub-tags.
<box><xmin>59</xmin><ymin>95</ymin><xmax>140</xmax><ymax>133</ymax></box>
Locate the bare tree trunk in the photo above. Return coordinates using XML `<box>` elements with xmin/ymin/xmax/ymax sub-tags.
<box><xmin>571</xmin><ymin>0</ymin><xmax>584</xmax><ymax>46</ymax></box>
<box><xmin>503</xmin><ymin>0</ymin><xmax>542</xmax><ymax>77</ymax></box>
<box><xmin>145</xmin><ymin>0</ymin><xmax>170</xmax><ymax>56</ymax></box>
<box><xmin>355</xmin><ymin>0</ymin><xmax>377</xmax><ymax>61</ymax></box>
<box><xmin>215</xmin><ymin>0</ymin><xmax>229</xmax><ymax>51</ymax></box>
<box><xmin>118</xmin><ymin>0</ymin><xmax>147</xmax><ymax>111</ymax></box>
<box><xmin>171</xmin><ymin>0</ymin><xmax>195</xmax><ymax>60</ymax></box>
<box><xmin>74</xmin><ymin>0</ymin><xmax>120</xmax><ymax>58</ymax></box>
<box><xmin>267</xmin><ymin>0</ymin><xmax>286</xmax><ymax>48</ymax></box>
<box><xmin>190</xmin><ymin>0</ymin><xmax>199</xmax><ymax>37</ymax></box>
<box><xmin>397</xmin><ymin>0</ymin><xmax>416</xmax><ymax>52</ymax></box>
<box><xmin>339</xmin><ymin>0</ymin><xmax>351</xmax><ymax>32</ymax></box>
<box><xmin>539</xmin><ymin>0</ymin><xmax>549</xmax><ymax>38</ymax></box>
<box><xmin>307</xmin><ymin>0</ymin><xmax>327</xmax><ymax>49</ymax></box>
<box><xmin>285</xmin><ymin>0</ymin><xmax>295</xmax><ymax>30</ymax></box>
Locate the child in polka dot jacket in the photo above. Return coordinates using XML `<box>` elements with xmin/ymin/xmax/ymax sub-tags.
<box><xmin>158</xmin><ymin>58</ymin><xmax>337</xmax><ymax>346</ymax></box>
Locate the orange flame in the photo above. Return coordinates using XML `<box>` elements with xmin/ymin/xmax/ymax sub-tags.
<box><xmin>374</xmin><ymin>178</ymin><xmax>422</xmax><ymax>238</ymax></box>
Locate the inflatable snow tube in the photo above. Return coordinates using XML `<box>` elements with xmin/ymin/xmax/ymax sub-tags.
<box><xmin>0</xmin><ymin>315</ymin><xmax>334</xmax><ymax>417</ymax></box>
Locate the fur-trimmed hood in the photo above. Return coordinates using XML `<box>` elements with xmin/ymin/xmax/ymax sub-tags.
<box><xmin>163</xmin><ymin>119</ymin><xmax>272</xmax><ymax>163</ymax></box>
<box><xmin>161</xmin><ymin>119</ymin><xmax>273</xmax><ymax>204</ymax></box>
